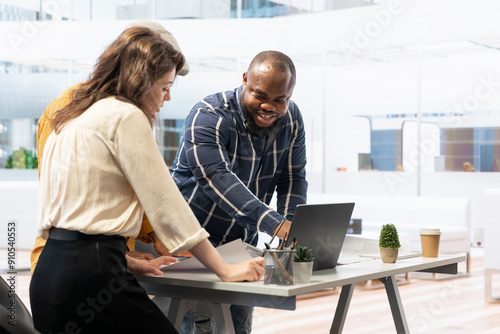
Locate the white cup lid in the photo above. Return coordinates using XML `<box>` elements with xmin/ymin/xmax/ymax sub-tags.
<box><xmin>420</xmin><ymin>228</ymin><xmax>441</xmax><ymax>235</ymax></box>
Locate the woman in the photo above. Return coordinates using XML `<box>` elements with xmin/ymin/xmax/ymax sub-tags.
<box><xmin>30</xmin><ymin>26</ymin><xmax>264</xmax><ymax>333</ymax></box>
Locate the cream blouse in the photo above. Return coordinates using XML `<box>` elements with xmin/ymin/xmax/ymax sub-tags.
<box><xmin>37</xmin><ymin>97</ymin><xmax>209</xmax><ymax>254</ymax></box>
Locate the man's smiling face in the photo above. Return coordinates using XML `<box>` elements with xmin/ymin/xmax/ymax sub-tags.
<box><xmin>240</xmin><ymin>62</ymin><xmax>295</xmax><ymax>136</ymax></box>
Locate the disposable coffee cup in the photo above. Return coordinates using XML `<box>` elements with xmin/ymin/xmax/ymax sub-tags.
<box><xmin>419</xmin><ymin>228</ymin><xmax>441</xmax><ymax>257</ymax></box>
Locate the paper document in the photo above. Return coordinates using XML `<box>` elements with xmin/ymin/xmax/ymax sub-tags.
<box><xmin>161</xmin><ymin>239</ymin><xmax>253</xmax><ymax>271</ymax></box>
<box><xmin>338</xmin><ymin>234</ymin><xmax>418</xmax><ymax>264</ymax></box>
<box><xmin>358</xmin><ymin>252</ymin><xmax>422</xmax><ymax>260</ymax></box>
<box><xmin>337</xmin><ymin>252</ymin><xmax>375</xmax><ymax>265</ymax></box>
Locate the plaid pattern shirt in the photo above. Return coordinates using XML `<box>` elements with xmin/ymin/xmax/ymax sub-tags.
<box><xmin>171</xmin><ymin>86</ymin><xmax>307</xmax><ymax>246</ymax></box>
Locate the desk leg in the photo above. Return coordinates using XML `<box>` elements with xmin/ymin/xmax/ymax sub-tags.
<box><xmin>485</xmin><ymin>269</ymin><xmax>500</xmax><ymax>303</ymax></box>
<box><xmin>152</xmin><ymin>296</ymin><xmax>172</xmax><ymax>315</ymax></box>
<box><xmin>330</xmin><ymin>283</ymin><xmax>355</xmax><ymax>334</ymax></box>
<box><xmin>166</xmin><ymin>298</ymin><xmax>198</xmax><ymax>331</ymax></box>
<box><xmin>379</xmin><ymin>276</ymin><xmax>409</xmax><ymax>334</ymax></box>
<box><xmin>210</xmin><ymin>303</ymin><xmax>235</xmax><ymax>334</ymax></box>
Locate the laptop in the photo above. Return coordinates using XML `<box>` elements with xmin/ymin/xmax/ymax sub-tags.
<box><xmin>285</xmin><ymin>202</ymin><xmax>355</xmax><ymax>271</ymax></box>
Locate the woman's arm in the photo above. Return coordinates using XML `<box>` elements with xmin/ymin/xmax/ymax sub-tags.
<box><xmin>189</xmin><ymin>239</ymin><xmax>264</xmax><ymax>282</ymax></box>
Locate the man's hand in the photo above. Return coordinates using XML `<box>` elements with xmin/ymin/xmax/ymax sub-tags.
<box><xmin>148</xmin><ymin>231</ymin><xmax>173</xmax><ymax>257</ymax></box>
<box><xmin>274</xmin><ymin>220</ymin><xmax>292</xmax><ymax>240</ymax></box>
<box><xmin>125</xmin><ymin>253</ymin><xmax>177</xmax><ymax>276</ymax></box>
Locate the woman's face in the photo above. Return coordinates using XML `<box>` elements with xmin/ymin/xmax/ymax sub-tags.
<box><xmin>143</xmin><ymin>68</ymin><xmax>176</xmax><ymax>119</ymax></box>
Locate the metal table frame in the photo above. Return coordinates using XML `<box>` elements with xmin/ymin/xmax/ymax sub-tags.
<box><xmin>139</xmin><ymin>254</ymin><xmax>465</xmax><ymax>333</ymax></box>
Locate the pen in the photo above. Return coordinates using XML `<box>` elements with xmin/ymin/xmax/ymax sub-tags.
<box><xmin>269</xmin><ymin>220</ymin><xmax>286</xmax><ymax>246</ymax></box>
<box><xmin>280</xmin><ymin>232</ymin><xmax>288</xmax><ymax>250</ymax></box>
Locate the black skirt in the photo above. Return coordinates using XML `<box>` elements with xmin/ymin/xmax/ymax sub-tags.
<box><xmin>30</xmin><ymin>230</ymin><xmax>177</xmax><ymax>334</ymax></box>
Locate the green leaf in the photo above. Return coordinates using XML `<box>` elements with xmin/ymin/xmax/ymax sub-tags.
<box><xmin>378</xmin><ymin>223</ymin><xmax>401</xmax><ymax>248</ymax></box>
<box><xmin>294</xmin><ymin>245</ymin><xmax>315</xmax><ymax>262</ymax></box>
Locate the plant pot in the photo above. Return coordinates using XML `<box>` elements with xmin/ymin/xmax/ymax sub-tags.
<box><xmin>293</xmin><ymin>261</ymin><xmax>314</xmax><ymax>283</ymax></box>
<box><xmin>380</xmin><ymin>247</ymin><xmax>399</xmax><ymax>263</ymax></box>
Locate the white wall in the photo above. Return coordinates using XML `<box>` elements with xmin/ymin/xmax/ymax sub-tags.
<box><xmin>484</xmin><ymin>188</ymin><xmax>500</xmax><ymax>269</ymax></box>
<box><xmin>0</xmin><ymin>171</ymin><xmax>38</xmax><ymax>250</ymax></box>
<box><xmin>317</xmin><ymin>171</ymin><xmax>500</xmax><ymax>246</ymax></box>
<box><xmin>2</xmin><ymin>0</ymin><xmax>500</xmax><ymax>249</ymax></box>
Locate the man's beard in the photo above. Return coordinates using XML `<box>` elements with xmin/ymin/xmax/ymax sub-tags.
<box><xmin>241</xmin><ymin>102</ymin><xmax>285</xmax><ymax>138</ymax></box>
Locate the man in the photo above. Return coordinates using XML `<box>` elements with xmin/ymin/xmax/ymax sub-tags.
<box><xmin>30</xmin><ymin>20</ymin><xmax>189</xmax><ymax>276</ymax></box>
<box><xmin>171</xmin><ymin>50</ymin><xmax>307</xmax><ymax>333</ymax></box>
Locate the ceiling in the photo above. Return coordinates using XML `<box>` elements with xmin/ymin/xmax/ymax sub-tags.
<box><xmin>1</xmin><ymin>0</ymin><xmax>500</xmax><ymax>119</ymax></box>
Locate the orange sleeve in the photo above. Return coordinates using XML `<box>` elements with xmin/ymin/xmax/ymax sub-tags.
<box><xmin>126</xmin><ymin>237</ymin><xmax>136</xmax><ymax>252</ymax></box>
<box><xmin>136</xmin><ymin>213</ymin><xmax>154</xmax><ymax>243</ymax></box>
<box><xmin>122</xmin><ymin>214</ymin><xmax>153</xmax><ymax>251</ymax></box>
<box><xmin>30</xmin><ymin>236</ymin><xmax>47</xmax><ymax>275</ymax></box>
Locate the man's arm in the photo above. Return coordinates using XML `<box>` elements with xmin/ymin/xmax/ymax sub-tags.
<box><xmin>181</xmin><ymin>108</ymin><xmax>289</xmax><ymax>236</ymax></box>
<box><xmin>275</xmin><ymin>104</ymin><xmax>308</xmax><ymax>218</ymax></box>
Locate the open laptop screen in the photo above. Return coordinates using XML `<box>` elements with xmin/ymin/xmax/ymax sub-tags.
<box><xmin>286</xmin><ymin>202</ymin><xmax>355</xmax><ymax>271</ymax></box>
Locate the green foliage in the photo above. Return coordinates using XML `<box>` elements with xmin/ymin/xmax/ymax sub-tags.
<box><xmin>294</xmin><ymin>245</ymin><xmax>315</xmax><ymax>262</ymax></box>
<box><xmin>6</xmin><ymin>147</ymin><xmax>38</xmax><ymax>169</ymax></box>
<box><xmin>379</xmin><ymin>223</ymin><xmax>401</xmax><ymax>249</ymax></box>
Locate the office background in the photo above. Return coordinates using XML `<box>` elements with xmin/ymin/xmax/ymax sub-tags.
<box><xmin>1</xmin><ymin>0</ymin><xmax>500</xmax><ymax>249</ymax></box>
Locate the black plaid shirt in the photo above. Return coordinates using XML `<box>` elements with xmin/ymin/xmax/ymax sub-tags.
<box><xmin>171</xmin><ymin>86</ymin><xmax>307</xmax><ymax>246</ymax></box>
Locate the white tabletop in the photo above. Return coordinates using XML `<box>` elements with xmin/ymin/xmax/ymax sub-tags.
<box><xmin>138</xmin><ymin>253</ymin><xmax>466</xmax><ymax>298</ymax></box>
<box><xmin>138</xmin><ymin>253</ymin><xmax>465</xmax><ymax>333</ymax></box>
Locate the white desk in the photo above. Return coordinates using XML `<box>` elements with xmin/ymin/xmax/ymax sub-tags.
<box><xmin>138</xmin><ymin>254</ymin><xmax>465</xmax><ymax>334</ymax></box>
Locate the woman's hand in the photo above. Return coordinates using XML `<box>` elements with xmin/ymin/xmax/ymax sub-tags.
<box><xmin>126</xmin><ymin>253</ymin><xmax>177</xmax><ymax>276</ymax></box>
<box><xmin>188</xmin><ymin>239</ymin><xmax>265</xmax><ymax>282</ymax></box>
<box><xmin>127</xmin><ymin>250</ymin><xmax>156</xmax><ymax>261</ymax></box>
<box><xmin>216</xmin><ymin>257</ymin><xmax>265</xmax><ymax>282</ymax></box>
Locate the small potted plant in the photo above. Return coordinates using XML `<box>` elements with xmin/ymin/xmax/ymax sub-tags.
<box><xmin>293</xmin><ymin>245</ymin><xmax>315</xmax><ymax>283</ymax></box>
<box><xmin>379</xmin><ymin>223</ymin><xmax>401</xmax><ymax>263</ymax></box>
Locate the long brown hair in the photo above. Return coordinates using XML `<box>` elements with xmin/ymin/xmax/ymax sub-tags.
<box><xmin>52</xmin><ymin>26</ymin><xmax>185</xmax><ymax>132</ymax></box>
